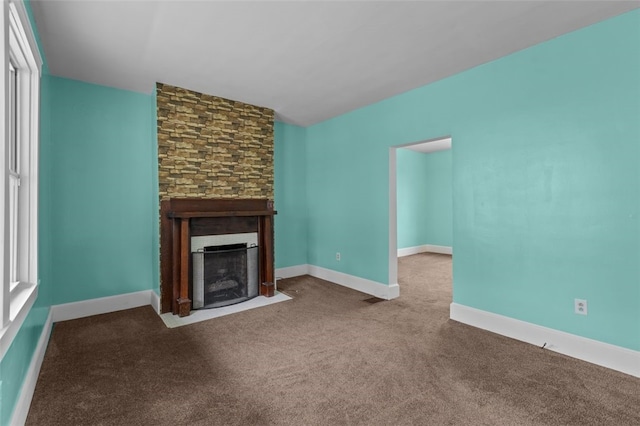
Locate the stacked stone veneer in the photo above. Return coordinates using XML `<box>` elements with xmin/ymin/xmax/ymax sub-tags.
<box><xmin>157</xmin><ymin>83</ymin><xmax>274</xmax><ymax>201</ymax></box>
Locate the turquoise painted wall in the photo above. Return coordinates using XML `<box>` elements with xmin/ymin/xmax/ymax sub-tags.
<box><xmin>397</xmin><ymin>149</ymin><xmax>430</xmax><ymax>249</ymax></box>
<box><xmin>274</xmin><ymin>121</ymin><xmax>308</xmax><ymax>268</ymax></box>
<box><xmin>423</xmin><ymin>149</ymin><xmax>452</xmax><ymax>247</ymax></box>
<box><xmin>397</xmin><ymin>148</ymin><xmax>452</xmax><ymax>249</ymax></box>
<box><xmin>0</xmin><ymin>3</ymin><xmax>53</xmax><ymax>424</ymax></box>
<box><xmin>48</xmin><ymin>77</ymin><xmax>157</xmax><ymax>304</ymax></box>
<box><xmin>305</xmin><ymin>11</ymin><xmax>640</xmax><ymax>350</ymax></box>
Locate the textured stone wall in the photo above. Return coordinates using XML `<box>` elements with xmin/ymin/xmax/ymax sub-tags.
<box><xmin>157</xmin><ymin>83</ymin><xmax>274</xmax><ymax>201</ymax></box>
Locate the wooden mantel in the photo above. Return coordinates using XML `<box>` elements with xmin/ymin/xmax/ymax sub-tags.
<box><xmin>160</xmin><ymin>198</ymin><xmax>277</xmax><ymax>316</ymax></box>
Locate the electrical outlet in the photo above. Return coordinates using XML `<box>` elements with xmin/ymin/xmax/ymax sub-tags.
<box><xmin>336</xmin><ymin>252</ymin><xmax>341</xmax><ymax>261</ymax></box>
<box><xmin>574</xmin><ymin>299</ymin><xmax>588</xmax><ymax>315</ymax></box>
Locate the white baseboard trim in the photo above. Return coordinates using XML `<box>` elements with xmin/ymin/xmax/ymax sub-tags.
<box><xmin>386</xmin><ymin>282</ymin><xmax>400</xmax><ymax>299</ymax></box>
<box><xmin>149</xmin><ymin>290</ymin><xmax>160</xmax><ymax>315</ymax></box>
<box><xmin>51</xmin><ymin>290</ymin><xmax>157</xmax><ymax>323</ymax></box>
<box><xmin>397</xmin><ymin>244</ymin><xmax>452</xmax><ymax>257</ymax></box>
<box><xmin>274</xmin><ymin>264</ymin><xmax>399</xmax><ymax>300</ymax></box>
<box><xmin>450</xmin><ymin>303</ymin><xmax>640</xmax><ymax>378</ymax></box>
<box><xmin>275</xmin><ymin>264</ymin><xmax>309</xmax><ymax>279</ymax></box>
<box><xmin>308</xmin><ymin>265</ymin><xmax>399</xmax><ymax>300</ymax></box>
<box><xmin>11</xmin><ymin>309</ymin><xmax>54</xmax><ymax>426</ymax></box>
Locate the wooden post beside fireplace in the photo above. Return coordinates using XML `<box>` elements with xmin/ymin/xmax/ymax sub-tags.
<box><xmin>160</xmin><ymin>198</ymin><xmax>276</xmax><ymax>316</ymax></box>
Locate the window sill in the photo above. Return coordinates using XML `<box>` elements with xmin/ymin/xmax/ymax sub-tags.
<box><xmin>0</xmin><ymin>282</ymin><xmax>38</xmax><ymax>360</ymax></box>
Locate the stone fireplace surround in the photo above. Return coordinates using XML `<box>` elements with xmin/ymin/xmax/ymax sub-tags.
<box><xmin>160</xmin><ymin>198</ymin><xmax>276</xmax><ymax>316</ymax></box>
<box><xmin>156</xmin><ymin>83</ymin><xmax>276</xmax><ymax>317</ymax></box>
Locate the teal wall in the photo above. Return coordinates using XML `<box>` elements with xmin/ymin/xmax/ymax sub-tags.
<box><xmin>305</xmin><ymin>11</ymin><xmax>640</xmax><ymax>350</ymax></box>
<box><xmin>397</xmin><ymin>148</ymin><xmax>452</xmax><ymax>249</ymax></box>
<box><xmin>42</xmin><ymin>78</ymin><xmax>309</xmax><ymax>303</ymax></box>
<box><xmin>274</xmin><ymin>122</ymin><xmax>308</xmax><ymax>268</ymax></box>
<box><xmin>48</xmin><ymin>77</ymin><xmax>157</xmax><ymax>304</ymax></box>
<box><xmin>397</xmin><ymin>149</ymin><xmax>430</xmax><ymax>249</ymax></box>
<box><xmin>423</xmin><ymin>149</ymin><xmax>452</xmax><ymax>247</ymax></box>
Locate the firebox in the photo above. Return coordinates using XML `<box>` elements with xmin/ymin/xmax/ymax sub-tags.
<box><xmin>192</xmin><ymin>239</ymin><xmax>259</xmax><ymax>309</ymax></box>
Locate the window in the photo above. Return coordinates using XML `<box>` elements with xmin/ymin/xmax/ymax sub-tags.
<box><xmin>0</xmin><ymin>0</ymin><xmax>42</xmax><ymax>358</ymax></box>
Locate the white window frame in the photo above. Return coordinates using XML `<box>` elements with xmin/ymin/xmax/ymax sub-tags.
<box><xmin>0</xmin><ymin>0</ymin><xmax>42</xmax><ymax>359</ymax></box>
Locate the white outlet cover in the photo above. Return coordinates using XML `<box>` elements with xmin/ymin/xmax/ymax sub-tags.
<box><xmin>574</xmin><ymin>299</ymin><xmax>588</xmax><ymax>315</ymax></box>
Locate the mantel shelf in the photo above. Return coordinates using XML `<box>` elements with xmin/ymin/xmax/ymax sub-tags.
<box><xmin>168</xmin><ymin>210</ymin><xmax>277</xmax><ymax>219</ymax></box>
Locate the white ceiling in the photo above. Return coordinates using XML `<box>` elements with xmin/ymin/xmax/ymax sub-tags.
<box><xmin>30</xmin><ymin>1</ymin><xmax>639</xmax><ymax>126</ymax></box>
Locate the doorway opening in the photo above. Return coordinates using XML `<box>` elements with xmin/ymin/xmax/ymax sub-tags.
<box><xmin>388</xmin><ymin>136</ymin><xmax>452</xmax><ymax>289</ymax></box>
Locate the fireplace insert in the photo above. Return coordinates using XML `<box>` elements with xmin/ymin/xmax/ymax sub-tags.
<box><xmin>192</xmin><ymin>243</ymin><xmax>259</xmax><ymax>309</ymax></box>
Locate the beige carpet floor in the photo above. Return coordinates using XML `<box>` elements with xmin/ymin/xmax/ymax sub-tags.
<box><xmin>26</xmin><ymin>253</ymin><xmax>639</xmax><ymax>425</ymax></box>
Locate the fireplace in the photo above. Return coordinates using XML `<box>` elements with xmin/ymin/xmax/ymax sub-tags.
<box><xmin>192</xmin><ymin>237</ymin><xmax>259</xmax><ymax>309</ymax></box>
<box><xmin>160</xmin><ymin>198</ymin><xmax>276</xmax><ymax>316</ymax></box>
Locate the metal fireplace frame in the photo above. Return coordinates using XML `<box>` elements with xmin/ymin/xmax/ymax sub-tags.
<box><xmin>192</xmin><ymin>243</ymin><xmax>259</xmax><ymax>309</ymax></box>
